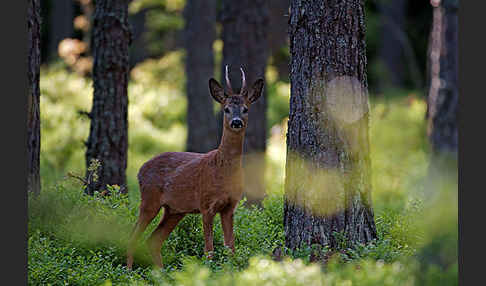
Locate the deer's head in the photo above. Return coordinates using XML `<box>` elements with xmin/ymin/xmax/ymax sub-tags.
<box><xmin>209</xmin><ymin>66</ymin><xmax>264</xmax><ymax>133</ymax></box>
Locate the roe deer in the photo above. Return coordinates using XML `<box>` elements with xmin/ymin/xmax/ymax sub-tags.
<box><xmin>126</xmin><ymin>66</ymin><xmax>264</xmax><ymax>269</ymax></box>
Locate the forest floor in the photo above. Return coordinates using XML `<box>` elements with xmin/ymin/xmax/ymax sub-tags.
<box><xmin>28</xmin><ymin>60</ymin><xmax>457</xmax><ymax>285</ymax></box>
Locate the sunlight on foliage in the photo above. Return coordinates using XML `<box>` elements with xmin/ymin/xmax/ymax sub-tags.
<box><xmin>39</xmin><ymin>51</ymin><xmax>187</xmax><ymax>183</ymax></box>
<box><xmin>369</xmin><ymin>94</ymin><xmax>429</xmax><ymax>211</ymax></box>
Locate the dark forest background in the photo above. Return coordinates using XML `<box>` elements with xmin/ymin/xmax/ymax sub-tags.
<box><xmin>39</xmin><ymin>0</ymin><xmax>433</xmax><ymax>93</ymax></box>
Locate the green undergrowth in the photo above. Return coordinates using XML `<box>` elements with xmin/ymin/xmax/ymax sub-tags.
<box><xmin>29</xmin><ymin>182</ymin><xmax>431</xmax><ymax>286</ymax></box>
<box><xmin>29</xmin><ymin>62</ymin><xmax>457</xmax><ymax>285</ymax></box>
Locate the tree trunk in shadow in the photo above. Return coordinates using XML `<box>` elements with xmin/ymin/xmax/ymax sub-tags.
<box><xmin>184</xmin><ymin>0</ymin><xmax>218</xmax><ymax>153</ymax></box>
<box><xmin>377</xmin><ymin>0</ymin><xmax>406</xmax><ymax>90</ymax></box>
<box><xmin>268</xmin><ymin>0</ymin><xmax>290</xmax><ymax>82</ymax></box>
<box><xmin>220</xmin><ymin>0</ymin><xmax>270</xmax><ymax>206</ymax></box>
<box><xmin>128</xmin><ymin>8</ymin><xmax>150</xmax><ymax>69</ymax></box>
<box><xmin>47</xmin><ymin>0</ymin><xmax>74</xmax><ymax>61</ymax></box>
<box><xmin>422</xmin><ymin>1</ymin><xmax>458</xmax><ymax>270</ymax></box>
<box><xmin>427</xmin><ymin>0</ymin><xmax>458</xmax><ymax>158</ymax></box>
<box><xmin>85</xmin><ymin>0</ymin><xmax>131</xmax><ymax>195</ymax></box>
<box><xmin>28</xmin><ymin>0</ymin><xmax>42</xmax><ymax>195</ymax></box>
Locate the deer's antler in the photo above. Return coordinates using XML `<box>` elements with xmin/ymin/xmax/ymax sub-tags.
<box><xmin>240</xmin><ymin>67</ymin><xmax>247</xmax><ymax>94</ymax></box>
<box><xmin>225</xmin><ymin>65</ymin><xmax>234</xmax><ymax>94</ymax></box>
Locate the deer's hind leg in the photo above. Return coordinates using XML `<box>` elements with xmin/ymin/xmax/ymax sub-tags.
<box><xmin>126</xmin><ymin>187</ymin><xmax>162</xmax><ymax>269</ymax></box>
<box><xmin>147</xmin><ymin>208</ymin><xmax>185</xmax><ymax>268</ymax></box>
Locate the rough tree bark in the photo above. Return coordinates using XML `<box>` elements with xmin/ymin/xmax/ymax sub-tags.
<box><xmin>184</xmin><ymin>0</ymin><xmax>218</xmax><ymax>153</ymax></box>
<box><xmin>47</xmin><ymin>0</ymin><xmax>74</xmax><ymax>61</ymax></box>
<box><xmin>427</xmin><ymin>0</ymin><xmax>458</xmax><ymax>157</ymax></box>
<box><xmin>85</xmin><ymin>0</ymin><xmax>131</xmax><ymax>195</ymax></box>
<box><xmin>284</xmin><ymin>0</ymin><xmax>377</xmax><ymax>250</ymax></box>
<box><xmin>220</xmin><ymin>0</ymin><xmax>269</xmax><ymax>205</ymax></box>
<box><xmin>28</xmin><ymin>0</ymin><xmax>42</xmax><ymax>195</ymax></box>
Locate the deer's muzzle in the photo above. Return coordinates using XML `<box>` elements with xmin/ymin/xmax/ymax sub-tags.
<box><xmin>230</xmin><ymin>118</ymin><xmax>244</xmax><ymax>129</ymax></box>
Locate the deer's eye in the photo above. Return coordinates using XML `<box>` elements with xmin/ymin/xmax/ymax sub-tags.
<box><xmin>242</xmin><ymin>107</ymin><xmax>248</xmax><ymax>114</ymax></box>
<box><xmin>224</xmin><ymin>107</ymin><xmax>230</xmax><ymax>114</ymax></box>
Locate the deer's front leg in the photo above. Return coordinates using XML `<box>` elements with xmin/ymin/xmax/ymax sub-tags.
<box><xmin>220</xmin><ymin>204</ymin><xmax>236</xmax><ymax>252</ymax></box>
<box><xmin>202</xmin><ymin>212</ymin><xmax>215</xmax><ymax>258</ymax></box>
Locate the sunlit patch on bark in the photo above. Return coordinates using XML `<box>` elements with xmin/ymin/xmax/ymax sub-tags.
<box><xmin>285</xmin><ymin>152</ymin><xmax>346</xmax><ymax>218</ymax></box>
<box><xmin>325</xmin><ymin>76</ymin><xmax>369</xmax><ymax>125</ymax></box>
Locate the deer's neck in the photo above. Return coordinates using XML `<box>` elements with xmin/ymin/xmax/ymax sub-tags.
<box><xmin>217</xmin><ymin>126</ymin><xmax>245</xmax><ymax>164</ymax></box>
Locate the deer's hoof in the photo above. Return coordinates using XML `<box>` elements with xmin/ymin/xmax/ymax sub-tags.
<box><xmin>205</xmin><ymin>251</ymin><xmax>214</xmax><ymax>260</ymax></box>
<box><xmin>223</xmin><ymin>245</ymin><xmax>235</xmax><ymax>254</ymax></box>
<box><xmin>126</xmin><ymin>258</ymin><xmax>133</xmax><ymax>270</ymax></box>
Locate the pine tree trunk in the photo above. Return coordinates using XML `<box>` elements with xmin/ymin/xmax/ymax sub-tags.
<box><xmin>28</xmin><ymin>0</ymin><xmax>42</xmax><ymax>195</ymax></box>
<box><xmin>220</xmin><ymin>0</ymin><xmax>269</xmax><ymax>205</ymax></box>
<box><xmin>128</xmin><ymin>8</ymin><xmax>149</xmax><ymax>69</ymax></box>
<box><xmin>47</xmin><ymin>0</ymin><xmax>74</xmax><ymax>61</ymax></box>
<box><xmin>284</xmin><ymin>0</ymin><xmax>377</xmax><ymax>250</ymax></box>
<box><xmin>427</xmin><ymin>0</ymin><xmax>458</xmax><ymax>157</ymax></box>
<box><xmin>184</xmin><ymin>0</ymin><xmax>218</xmax><ymax>153</ymax></box>
<box><xmin>85</xmin><ymin>0</ymin><xmax>131</xmax><ymax>195</ymax></box>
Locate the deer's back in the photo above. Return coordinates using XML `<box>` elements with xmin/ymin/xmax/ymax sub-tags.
<box><xmin>138</xmin><ymin>151</ymin><xmax>207</xmax><ymax>188</ymax></box>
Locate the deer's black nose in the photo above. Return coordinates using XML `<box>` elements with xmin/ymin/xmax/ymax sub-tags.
<box><xmin>230</xmin><ymin>118</ymin><xmax>244</xmax><ymax>129</ymax></box>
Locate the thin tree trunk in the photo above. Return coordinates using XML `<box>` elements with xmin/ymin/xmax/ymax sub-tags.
<box><xmin>85</xmin><ymin>0</ymin><xmax>131</xmax><ymax>195</ymax></box>
<box><xmin>47</xmin><ymin>0</ymin><xmax>74</xmax><ymax>61</ymax></box>
<box><xmin>427</xmin><ymin>0</ymin><xmax>458</xmax><ymax>157</ymax></box>
<box><xmin>184</xmin><ymin>0</ymin><xmax>218</xmax><ymax>153</ymax></box>
<box><xmin>220</xmin><ymin>0</ymin><xmax>269</xmax><ymax>205</ymax></box>
<box><xmin>284</xmin><ymin>0</ymin><xmax>377</xmax><ymax>251</ymax></box>
<box><xmin>28</xmin><ymin>0</ymin><xmax>42</xmax><ymax>195</ymax></box>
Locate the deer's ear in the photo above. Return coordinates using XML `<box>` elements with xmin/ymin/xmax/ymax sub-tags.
<box><xmin>209</xmin><ymin>78</ymin><xmax>226</xmax><ymax>103</ymax></box>
<box><xmin>247</xmin><ymin>78</ymin><xmax>264</xmax><ymax>104</ymax></box>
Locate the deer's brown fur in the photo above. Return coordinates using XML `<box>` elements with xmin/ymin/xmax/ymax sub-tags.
<box><xmin>126</xmin><ymin>67</ymin><xmax>264</xmax><ymax>269</ymax></box>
